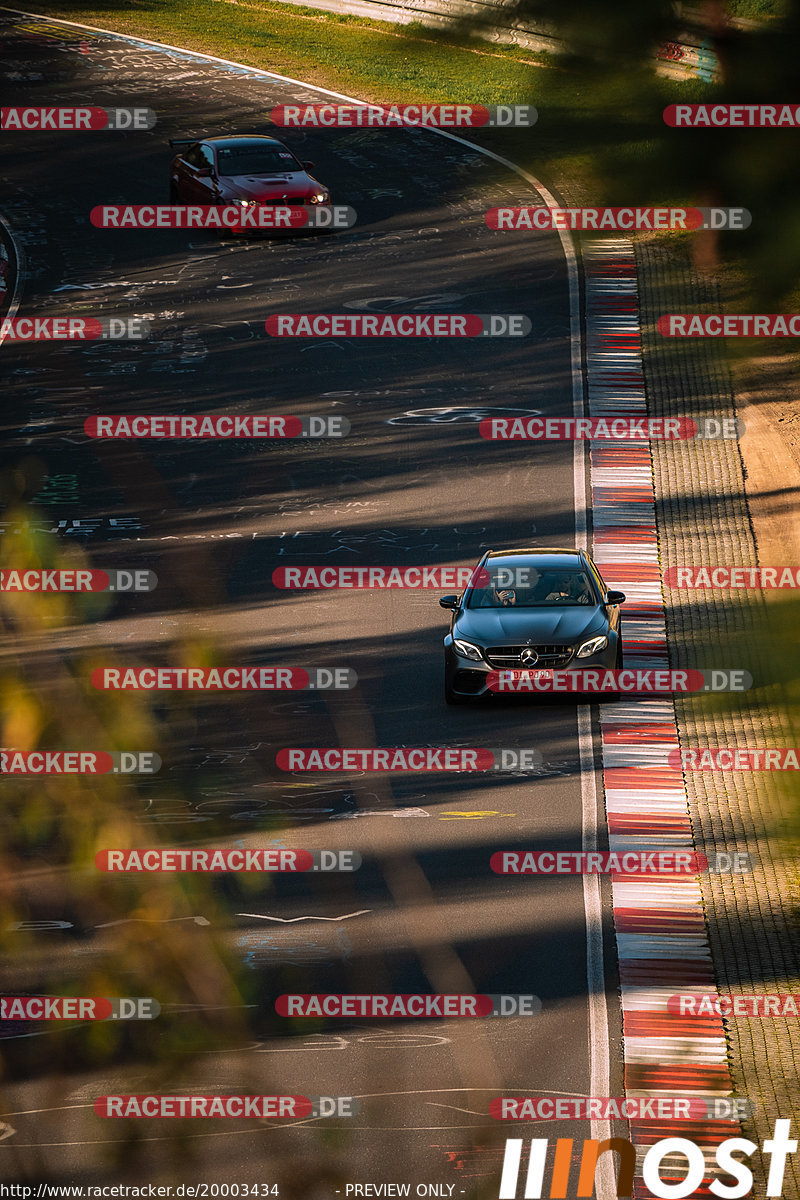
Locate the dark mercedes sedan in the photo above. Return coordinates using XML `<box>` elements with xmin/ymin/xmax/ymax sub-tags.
<box><xmin>440</xmin><ymin>548</ymin><xmax>625</xmax><ymax>704</ymax></box>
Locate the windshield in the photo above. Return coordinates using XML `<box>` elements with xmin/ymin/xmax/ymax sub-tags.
<box><xmin>216</xmin><ymin>146</ymin><xmax>301</xmax><ymax>175</ymax></box>
<box><xmin>466</xmin><ymin>567</ymin><xmax>597</xmax><ymax>609</ymax></box>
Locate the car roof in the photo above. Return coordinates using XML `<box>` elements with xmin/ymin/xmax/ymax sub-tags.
<box><xmin>203</xmin><ymin>136</ymin><xmax>287</xmax><ymax>149</ymax></box>
<box><xmin>484</xmin><ymin>548</ymin><xmax>586</xmax><ymax>564</ymax></box>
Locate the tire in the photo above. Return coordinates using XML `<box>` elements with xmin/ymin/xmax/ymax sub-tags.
<box><xmin>606</xmin><ymin>639</ymin><xmax>624</xmax><ymax>701</ymax></box>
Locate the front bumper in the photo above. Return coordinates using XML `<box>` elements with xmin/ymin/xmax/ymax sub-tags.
<box><xmin>444</xmin><ymin>634</ymin><xmax>619</xmax><ymax>698</ymax></box>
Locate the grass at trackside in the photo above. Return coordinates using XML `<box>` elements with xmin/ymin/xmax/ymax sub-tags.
<box><xmin>727</xmin><ymin>0</ymin><xmax>785</xmax><ymax>15</ymax></box>
<box><xmin>20</xmin><ymin>0</ymin><xmax>542</xmax><ymax>103</ymax></box>
<box><xmin>18</xmin><ymin>0</ymin><xmax>715</xmax><ymax>207</ymax></box>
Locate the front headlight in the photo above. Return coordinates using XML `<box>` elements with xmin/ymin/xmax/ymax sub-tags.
<box><xmin>576</xmin><ymin>634</ymin><xmax>608</xmax><ymax>659</ymax></box>
<box><xmin>309</xmin><ymin>191</ymin><xmax>329</xmax><ymax>204</ymax></box>
<box><xmin>454</xmin><ymin>638</ymin><xmax>483</xmax><ymax>662</ymax></box>
<box><xmin>233</xmin><ymin>198</ymin><xmax>256</xmax><ymax>208</ymax></box>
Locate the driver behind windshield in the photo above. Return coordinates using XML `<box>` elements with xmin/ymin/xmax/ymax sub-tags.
<box><xmin>542</xmin><ymin>573</ymin><xmax>593</xmax><ymax>604</ymax></box>
<box><xmin>474</xmin><ymin>570</ymin><xmax>594</xmax><ymax>607</ymax></box>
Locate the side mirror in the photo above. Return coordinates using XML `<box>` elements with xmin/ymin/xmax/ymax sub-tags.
<box><xmin>439</xmin><ymin>595</ymin><xmax>460</xmax><ymax>610</ymax></box>
<box><xmin>304</xmin><ymin>160</ymin><xmax>315</xmax><ymax>170</ymax></box>
<box><xmin>605</xmin><ymin>590</ymin><xmax>626</xmax><ymax>606</ymax></box>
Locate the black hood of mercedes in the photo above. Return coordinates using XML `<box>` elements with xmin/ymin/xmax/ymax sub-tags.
<box><xmin>454</xmin><ymin>605</ymin><xmax>606</xmax><ymax>645</ymax></box>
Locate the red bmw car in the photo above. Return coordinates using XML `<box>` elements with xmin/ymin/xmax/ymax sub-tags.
<box><xmin>168</xmin><ymin>134</ymin><xmax>331</xmax><ymax>209</ymax></box>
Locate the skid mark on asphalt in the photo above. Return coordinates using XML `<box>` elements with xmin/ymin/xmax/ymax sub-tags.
<box><xmin>237</xmin><ymin>910</ymin><xmax>371</xmax><ymax>922</ymax></box>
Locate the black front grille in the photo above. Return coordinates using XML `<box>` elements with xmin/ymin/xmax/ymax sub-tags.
<box><xmin>485</xmin><ymin>644</ymin><xmax>574</xmax><ymax>669</ymax></box>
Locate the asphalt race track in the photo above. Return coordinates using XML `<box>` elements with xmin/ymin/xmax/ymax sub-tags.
<box><xmin>0</xmin><ymin>10</ymin><xmax>623</xmax><ymax>1191</ymax></box>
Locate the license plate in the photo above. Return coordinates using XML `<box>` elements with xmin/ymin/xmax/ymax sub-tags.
<box><xmin>503</xmin><ymin>669</ymin><xmax>554</xmax><ymax>681</ymax></box>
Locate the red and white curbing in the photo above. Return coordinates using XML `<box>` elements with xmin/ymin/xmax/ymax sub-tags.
<box><xmin>584</xmin><ymin>240</ymin><xmax>739</xmax><ymax>1192</ymax></box>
